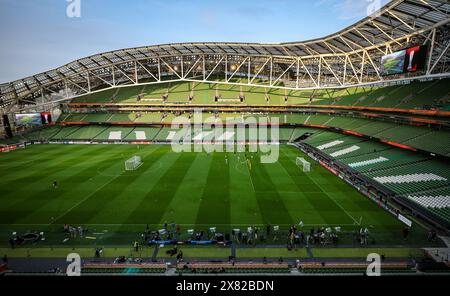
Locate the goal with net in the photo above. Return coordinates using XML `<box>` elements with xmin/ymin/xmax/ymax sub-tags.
<box><xmin>125</xmin><ymin>156</ymin><xmax>143</xmax><ymax>171</ymax></box>
<box><xmin>296</xmin><ymin>157</ymin><xmax>311</xmax><ymax>172</ymax></box>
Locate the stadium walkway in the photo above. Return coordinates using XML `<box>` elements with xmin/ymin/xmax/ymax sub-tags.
<box><xmin>423</xmin><ymin>236</ymin><xmax>450</xmax><ymax>266</ymax></box>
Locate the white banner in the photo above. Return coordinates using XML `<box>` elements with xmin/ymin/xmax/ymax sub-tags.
<box><xmin>398</xmin><ymin>214</ymin><xmax>413</xmax><ymax>227</ymax></box>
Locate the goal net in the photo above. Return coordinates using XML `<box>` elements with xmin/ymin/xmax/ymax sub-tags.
<box><xmin>125</xmin><ymin>156</ymin><xmax>143</xmax><ymax>171</ymax></box>
<box><xmin>296</xmin><ymin>157</ymin><xmax>311</xmax><ymax>172</ymax></box>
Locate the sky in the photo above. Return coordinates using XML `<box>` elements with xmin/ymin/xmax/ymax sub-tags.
<box><xmin>0</xmin><ymin>0</ymin><xmax>390</xmax><ymax>83</ymax></box>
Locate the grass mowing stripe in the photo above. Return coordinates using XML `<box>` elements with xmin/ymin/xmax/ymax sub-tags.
<box><xmin>0</xmin><ymin>144</ymin><xmax>439</xmax><ymax>248</ymax></box>
<box><xmin>281</xmin><ymin>147</ymin><xmax>358</xmax><ymax>225</ymax></box>
<box><xmin>261</xmin><ymin>151</ymin><xmax>326</xmax><ymax>224</ymax></box>
<box><xmin>47</xmin><ymin>145</ymin><xmax>161</xmax><ymax>224</ymax></box>
<box><xmin>283</xmin><ymin>147</ymin><xmax>433</xmax><ymax>244</ymax></box>
<box><xmin>294</xmin><ymin>147</ymin><xmax>368</xmax><ymax>226</ymax></box>
<box><xmin>5</xmin><ymin>145</ymin><xmax>114</xmax><ymax>192</ymax></box>
<box><xmin>0</xmin><ymin>145</ymin><xmax>112</xmax><ymax>189</ymax></box>
<box><xmin>1</xmin><ymin>145</ymin><xmax>123</xmax><ymax>224</ymax></box>
<box><xmin>249</xmin><ymin>153</ymin><xmax>294</xmax><ymax>225</ymax></box>
<box><xmin>93</xmin><ymin>146</ymin><xmax>179</xmax><ymax>225</ymax></box>
<box><xmin>0</xmin><ymin>145</ymin><xmax>113</xmax><ymax>212</ymax></box>
<box><xmin>158</xmin><ymin>153</ymin><xmax>212</xmax><ymax>225</ymax></box>
<box><xmin>51</xmin><ymin>146</ymin><xmax>162</xmax><ymax>225</ymax></box>
<box><xmin>228</xmin><ymin>153</ymin><xmax>264</xmax><ymax>225</ymax></box>
<box><xmin>195</xmin><ymin>153</ymin><xmax>231</xmax><ymax>225</ymax></box>
<box><xmin>87</xmin><ymin>146</ymin><xmax>177</xmax><ymax>225</ymax></box>
<box><xmin>0</xmin><ymin>144</ymin><xmax>99</xmax><ymax>184</ymax></box>
<box><xmin>14</xmin><ymin>146</ymin><xmax>139</xmax><ymax>224</ymax></box>
<box><xmin>276</xmin><ymin>153</ymin><xmax>322</xmax><ymax>193</ymax></box>
<box><xmin>50</xmin><ymin>174</ymin><xmax>123</xmax><ymax>224</ymax></box>
<box><xmin>277</xmin><ymin>147</ymin><xmax>352</xmax><ymax>225</ymax></box>
<box><xmin>0</xmin><ymin>247</ymin><xmax>421</xmax><ymax>259</ymax></box>
<box><xmin>123</xmin><ymin>150</ymin><xmax>197</xmax><ymax>224</ymax></box>
<box><xmin>0</xmin><ymin>145</ymin><xmax>81</xmax><ymax>169</ymax></box>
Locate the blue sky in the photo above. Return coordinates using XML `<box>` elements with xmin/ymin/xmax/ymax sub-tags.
<box><xmin>0</xmin><ymin>0</ymin><xmax>390</xmax><ymax>83</ymax></box>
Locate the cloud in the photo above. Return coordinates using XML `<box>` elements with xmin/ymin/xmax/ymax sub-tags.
<box><xmin>335</xmin><ymin>0</ymin><xmax>376</xmax><ymax>20</ymax></box>
<box><xmin>316</xmin><ymin>0</ymin><xmax>390</xmax><ymax>20</ymax></box>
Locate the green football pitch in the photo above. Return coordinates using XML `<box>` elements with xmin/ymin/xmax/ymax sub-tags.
<box><xmin>0</xmin><ymin>144</ymin><xmax>433</xmax><ymax>247</ymax></box>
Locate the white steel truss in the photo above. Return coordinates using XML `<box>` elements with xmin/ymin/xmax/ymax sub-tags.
<box><xmin>1</xmin><ymin>0</ymin><xmax>449</xmax><ymax>110</ymax></box>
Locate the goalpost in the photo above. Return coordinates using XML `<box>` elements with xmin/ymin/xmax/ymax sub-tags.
<box><xmin>296</xmin><ymin>157</ymin><xmax>311</xmax><ymax>172</ymax></box>
<box><xmin>125</xmin><ymin>156</ymin><xmax>143</xmax><ymax>171</ymax></box>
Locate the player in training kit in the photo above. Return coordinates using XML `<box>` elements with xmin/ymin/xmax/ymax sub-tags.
<box><xmin>52</xmin><ymin>180</ymin><xmax>58</xmax><ymax>188</ymax></box>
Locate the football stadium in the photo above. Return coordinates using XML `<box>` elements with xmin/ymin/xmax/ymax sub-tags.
<box><xmin>1</xmin><ymin>0</ymin><xmax>450</xmax><ymax>278</ymax></box>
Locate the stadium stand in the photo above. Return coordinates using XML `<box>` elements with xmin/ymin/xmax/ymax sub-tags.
<box><xmin>298</xmin><ymin>262</ymin><xmax>413</xmax><ymax>274</ymax></box>
<box><xmin>404</xmin><ymin>130</ymin><xmax>450</xmax><ymax>156</ymax></box>
<box><xmin>1</xmin><ymin>0</ymin><xmax>450</xmax><ymax>277</ymax></box>
<box><xmin>124</xmin><ymin>127</ymin><xmax>162</xmax><ymax>141</ymax></box>
<box><xmin>51</xmin><ymin>126</ymin><xmax>82</xmax><ymax>140</ymax></box>
<box><xmin>54</xmin><ymin>107</ymin><xmax>450</xmax><ymax>155</ymax></box>
<box><xmin>82</xmin><ymin>263</ymin><xmax>167</xmax><ymax>274</ymax></box>
<box><xmin>71</xmin><ymin>88</ymin><xmax>117</xmax><ymax>103</ymax></box>
<box><xmin>108</xmin><ymin>113</ymin><xmax>135</xmax><ymax>122</ymax></box>
<box><xmin>94</xmin><ymin>127</ymin><xmax>136</xmax><ymax>141</ymax></box>
<box><xmin>176</xmin><ymin>263</ymin><xmax>290</xmax><ymax>274</ymax></box>
<box><xmin>66</xmin><ymin>78</ymin><xmax>450</xmax><ymax>111</ymax></box>
<box><xmin>21</xmin><ymin>126</ymin><xmax>62</xmax><ymax>141</ymax></box>
<box><xmin>301</xmin><ymin>130</ymin><xmax>450</xmax><ymax>225</ymax></box>
<box><xmin>65</xmin><ymin>126</ymin><xmax>108</xmax><ymax>140</ymax></box>
<box><xmin>5</xmin><ymin>108</ymin><xmax>450</xmax><ymax>162</ymax></box>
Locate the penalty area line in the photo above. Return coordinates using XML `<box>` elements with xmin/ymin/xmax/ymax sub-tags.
<box><xmin>281</xmin><ymin>148</ymin><xmax>360</xmax><ymax>226</ymax></box>
<box><xmin>48</xmin><ymin>171</ymin><xmax>125</xmax><ymax>225</ymax></box>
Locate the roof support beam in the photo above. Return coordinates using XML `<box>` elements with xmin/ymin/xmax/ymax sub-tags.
<box><xmin>429</xmin><ymin>40</ymin><xmax>450</xmax><ymax>74</ymax></box>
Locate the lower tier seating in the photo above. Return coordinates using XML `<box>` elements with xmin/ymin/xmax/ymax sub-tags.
<box><xmin>302</xmin><ymin>130</ymin><xmax>450</xmax><ymax>225</ymax></box>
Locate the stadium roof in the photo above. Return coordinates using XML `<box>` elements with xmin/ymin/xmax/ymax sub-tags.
<box><xmin>1</xmin><ymin>0</ymin><xmax>450</xmax><ymax>110</ymax></box>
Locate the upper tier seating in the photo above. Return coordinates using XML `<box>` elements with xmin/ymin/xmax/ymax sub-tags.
<box><xmin>69</xmin><ymin>78</ymin><xmax>450</xmax><ymax>110</ymax></box>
